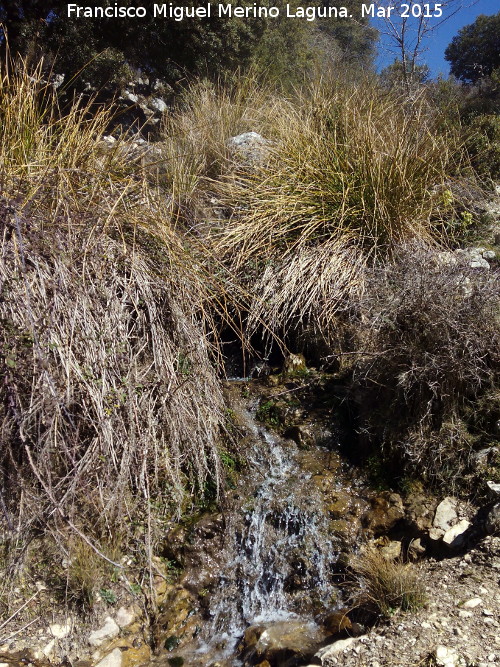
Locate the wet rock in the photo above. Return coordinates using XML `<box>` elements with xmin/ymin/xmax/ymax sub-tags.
<box><xmin>121</xmin><ymin>643</ymin><xmax>151</xmax><ymax>667</ymax></box>
<box><xmin>362</xmin><ymin>492</ymin><xmax>404</xmax><ymax>535</ymax></box>
<box><xmin>284</xmin><ymin>425</ymin><xmax>313</xmax><ymax>449</ymax></box>
<box><xmin>326</xmin><ymin>492</ymin><xmax>351</xmax><ymax>520</ymax></box>
<box><xmin>322</xmin><ymin>610</ymin><xmax>352</xmax><ymax>635</ymax></box>
<box><xmin>88</xmin><ymin>617</ymin><xmax>120</xmax><ymax>647</ymax></box>
<box><xmin>241</xmin><ymin>620</ymin><xmax>325</xmax><ymax>666</ymax></box>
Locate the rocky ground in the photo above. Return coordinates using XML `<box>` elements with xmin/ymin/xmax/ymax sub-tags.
<box><xmin>311</xmin><ymin>535</ymin><xmax>500</xmax><ymax>667</ymax></box>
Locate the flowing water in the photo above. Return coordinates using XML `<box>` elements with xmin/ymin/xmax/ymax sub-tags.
<box><xmin>175</xmin><ymin>390</ymin><xmax>352</xmax><ymax>665</ymax></box>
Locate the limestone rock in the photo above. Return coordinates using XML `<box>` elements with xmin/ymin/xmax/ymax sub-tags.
<box><xmin>487</xmin><ymin>481</ymin><xmax>500</xmax><ymax>495</ymax></box>
<box><xmin>227</xmin><ymin>132</ymin><xmax>270</xmax><ymax>164</ymax></box>
<box><xmin>442</xmin><ymin>519</ymin><xmax>471</xmax><ymax>549</ymax></box>
<box><xmin>434</xmin><ymin>645</ymin><xmax>466</xmax><ymax>666</ymax></box>
<box><xmin>88</xmin><ymin>617</ymin><xmax>120</xmax><ymax>647</ymax></box>
<box><xmin>94</xmin><ymin>648</ymin><xmax>123</xmax><ymax>667</ymax></box>
<box><xmin>316</xmin><ymin>636</ymin><xmax>360</xmax><ymax>660</ymax></box>
<box><xmin>49</xmin><ymin>618</ymin><xmax>73</xmax><ymax>639</ymax></box>
<box><xmin>462</xmin><ymin>597</ymin><xmax>482</xmax><ymax>609</ymax></box>
<box><xmin>115</xmin><ymin>607</ymin><xmax>135</xmax><ymax>629</ymax></box>
<box><xmin>433</xmin><ymin>497</ymin><xmax>458</xmax><ymax>533</ymax></box>
<box><xmin>379</xmin><ymin>540</ymin><xmax>402</xmax><ymax>560</ymax></box>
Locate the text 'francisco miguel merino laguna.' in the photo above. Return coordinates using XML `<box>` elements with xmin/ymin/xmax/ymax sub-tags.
<box><xmin>66</xmin><ymin>3</ymin><xmax>446</xmax><ymax>21</ymax></box>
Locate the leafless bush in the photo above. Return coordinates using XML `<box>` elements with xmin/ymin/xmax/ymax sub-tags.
<box><xmin>352</xmin><ymin>243</ymin><xmax>500</xmax><ymax>487</ymax></box>
<box><xmin>0</xmin><ymin>200</ymin><xmax>226</xmax><ymax>598</ymax></box>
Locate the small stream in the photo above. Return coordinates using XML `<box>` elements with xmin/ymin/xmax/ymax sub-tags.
<box><xmin>168</xmin><ymin>384</ymin><xmax>364</xmax><ymax>666</ymax></box>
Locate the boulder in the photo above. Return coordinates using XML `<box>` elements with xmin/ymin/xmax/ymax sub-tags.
<box><xmin>442</xmin><ymin>519</ymin><xmax>471</xmax><ymax>549</ymax></box>
<box><xmin>227</xmin><ymin>132</ymin><xmax>270</xmax><ymax>165</ymax></box>
<box><xmin>241</xmin><ymin>620</ymin><xmax>325</xmax><ymax>665</ymax></box>
<box><xmin>433</xmin><ymin>497</ymin><xmax>458</xmax><ymax>533</ymax></box>
<box><xmin>362</xmin><ymin>492</ymin><xmax>404</xmax><ymax>535</ymax></box>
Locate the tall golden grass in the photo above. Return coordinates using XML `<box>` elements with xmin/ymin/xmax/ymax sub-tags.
<box><xmin>0</xmin><ymin>59</ymin><xmax>232</xmax><ymax>605</ymax></box>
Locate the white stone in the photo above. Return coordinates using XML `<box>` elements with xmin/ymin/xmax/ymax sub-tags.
<box><xmin>94</xmin><ymin>648</ymin><xmax>122</xmax><ymax>667</ymax></box>
<box><xmin>462</xmin><ymin>597</ymin><xmax>482</xmax><ymax>609</ymax></box>
<box><xmin>458</xmin><ymin>610</ymin><xmax>473</xmax><ymax>618</ymax></box>
<box><xmin>49</xmin><ymin>619</ymin><xmax>73</xmax><ymax>639</ymax></box>
<box><xmin>316</xmin><ymin>636</ymin><xmax>360</xmax><ymax>659</ymax></box>
<box><xmin>88</xmin><ymin>616</ymin><xmax>120</xmax><ymax>647</ymax></box>
<box><xmin>470</xmin><ymin>258</ymin><xmax>490</xmax><ymax>269</ymax></box>
<box><xmin>482</xmin><ymin>250</ymin><xmax>496</xmax><ymax>260</ymax></box>
<box><xmin>115</xmin><ymin>606</ymin><xmax>135</xmax><ymax>628</ymax></box>
<box><xmin>435</xmin><ymin>645</ymin><xmax>465</xmax><ymax>666</ymax></box>
<box><xmin>433</xmin><ymin>497</ymin><xmax>458</xmax><ymax>532</ymax></box>
<box><xmin>42</xmin><ymin>639</ymin><xmax>56</xmax><ymax>658</ymax></box>
<box><xmin>150</xmin><ymin>98</ymin><xmax>167</xmax><ymax>113</ymax></box>
<box><xmin>443</xmin><ymin>519</ymin><xmax>471</xmax><ymax>548</ymax></box>
<box><xmin>487</xmin><ymin>481</ymin><xmax>500</xmax><ymax>495</ymax></box>
<box><xmin>483</xmin><ymin>609</ymin><xmax>494</xmax><ymax>616</ymax></box>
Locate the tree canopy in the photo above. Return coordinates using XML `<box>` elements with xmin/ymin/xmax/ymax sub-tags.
<box><xmin>0</xmin><ymin>1</ymin><xmax>377</xmax><ymax>89</ymax></box>
<box><xmin>445</xmin><ymin>12</ymin><xmax>500</xmax><ymax>84</ymax></box>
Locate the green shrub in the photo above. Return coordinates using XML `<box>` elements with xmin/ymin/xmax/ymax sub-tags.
<box><xmin>465</xmin><ymin>113</ymin><xmax>500</xmax><ymax>183</ymax></box>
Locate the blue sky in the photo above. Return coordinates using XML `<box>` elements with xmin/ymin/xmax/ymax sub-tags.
<box><xmin>373</xmin><ymin>0</ymin><xmax>499</xmax><ymax>78</ymax></box>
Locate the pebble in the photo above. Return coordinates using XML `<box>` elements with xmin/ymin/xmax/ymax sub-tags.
<box><xmin>459</xmin><ymin>610</ymin><xmax>473</xmax><ymax>618</ymax></box>
<box><xmin>483</xmin><ymin>609</ymin><xmax>494</xmax><ymax>616</ymax></box>
<box><xmin>462</xmin><ymin>598</ymin><xmax>482</xmax><ymax>609</ymax></box>
<box><xmin>88</xmin><ymin>617</ymin><xmax>120</xmax><ymax>647</ymax></box>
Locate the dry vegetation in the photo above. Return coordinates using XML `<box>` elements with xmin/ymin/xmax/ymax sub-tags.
<box><xmin>0</xmin><ymin>58</ymin><xmax>498</xmax><ymax>611</ymax></box>
<box><xmin>0</xmin><ymin>61</ymin><xmax>231</xmax><ymax>607</ymax></box>
<box><xmin>352</xmin><ymin>549</ymin><xmax>427</xmax><ymax>619</ymax></box>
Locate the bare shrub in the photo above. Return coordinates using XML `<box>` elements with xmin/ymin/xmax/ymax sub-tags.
<box><xmin>0</xmin><ymin>59</ymin><xmax>229</xmax><ymax>601</ymax></box>
<box><xmin>352</xmin><ymin>243</ymin><xmax>500</xmax><ymax>487</ymax></box>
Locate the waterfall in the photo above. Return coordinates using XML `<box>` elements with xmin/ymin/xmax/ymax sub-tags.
<box><xmin>192</xmin><ymin>401</ymin><xmax>340</xmax><ymax>662</ymax></box>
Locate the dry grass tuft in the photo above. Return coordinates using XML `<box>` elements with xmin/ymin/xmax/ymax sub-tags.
<box><xmin>0</xmin><ymin>58</ymin><xmax>230</xmax><ymax>603</ymax></box>
<box><xmin>214</xmin><ymin>78</ymin><xmax>468</xmax><ymax>339</ymax></box>
<box><xmin>352</xmin><ymin>548</ymin><xmax>427</xmax><ymax>619</ymax></box>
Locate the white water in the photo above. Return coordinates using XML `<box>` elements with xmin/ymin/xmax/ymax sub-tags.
<box><xmin>198</xmin><ymin>404</ymin><xmax>339</xmax><ymax>660</ymax></box>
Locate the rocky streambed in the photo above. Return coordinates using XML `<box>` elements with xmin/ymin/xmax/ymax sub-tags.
<box><xmin>1</xmin><ymin>365</ymin><xmax>499</xmax><ymax>667</ymax></box>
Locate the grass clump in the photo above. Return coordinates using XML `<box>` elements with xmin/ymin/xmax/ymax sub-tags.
<box><xmin>0</xmin><ymin>59</ymin><xmax>231</xmax><ymax>605</ymax></box>
<box><xmin>214</xmin><ymin>78</ymin><xmax>467</xmax><ymax>341</ymax></box>
<box><xmin>352</xmin><ymin>549</ymin><xmax>427</xmax><ymax>619</ymax></box>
